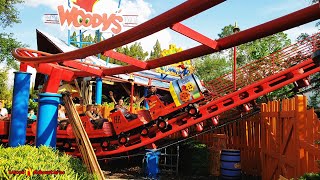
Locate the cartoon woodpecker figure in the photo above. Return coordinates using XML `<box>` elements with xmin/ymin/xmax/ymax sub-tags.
<box><xmin>72</xmin><ymin>0</ymin><xmax>98</xmax><ymax>12</ymax></box>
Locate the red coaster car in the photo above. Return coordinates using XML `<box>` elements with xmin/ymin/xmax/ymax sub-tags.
<box><xmin>109</xmin><ymin>109</ymin><xmax>152</xmax><ymax>145</ymax></box>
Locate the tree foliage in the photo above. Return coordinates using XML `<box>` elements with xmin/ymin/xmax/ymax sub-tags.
<box><xmin>0</xmin><ymin>33</ymin><xmax>24</xmax><ymax>69</ymax></box>
<box><xmin>0</xmin><ymin>0</ymin><xmax>25</xmax><ymax>69</ymax></box>
<box><xmin>0</xmin><ymin>0</ymin><xmax>23</xmax><ymax>28</ymax></box>
<box><xmin>217</xmin><ymin>24</ymin><xmax>291</xmax><ymax>66</ymax></box>
<box><xmin>149</xmin><ymin>40</ymin><xmax>162</xmax><ymax>60</ymax></box>
<box><xmin>69</xmin><ymin>32</ymin><xmax>149</xmax><ymax>65</ymax></box>
<box><xmin>116</xmin><ymin>42</ymin><xmax>148</xmax><ymax>61</ymax></box>
<box><xmin>0</xmin><ymin>70</ymin><xmax>12</xmax><ymax>102</ymax></box>
<box><xmin>194</xmin><ymin>54</ymin><xmax>231</xmax><ymax>81</ymax></box>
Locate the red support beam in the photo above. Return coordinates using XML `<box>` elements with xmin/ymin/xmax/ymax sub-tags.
<box><xmin>103</xmin><ymin>3</ymin><xmax>320</xmax><ymax>76</ymax></box>
<box><xmin>103</xmin><ymin>51</ymin><xmax>148</xmax><ymax>69</ymax></box>
<box><xmin>43</xmin><ymin>68</ymin><xmax>63</xmax><ymax>93</ymax></box>
<box><xmin>63</xmin><ymin>61</ymin><xmax>103</xmax><ymax>76</ymax></box>
<box><xmin>13</xmin><ymin>0</ymin><xmax>226</xmax><ymax>63</ymax></box>
<box><xmin>171</xmin><ymin>23</ymin><xmax>218</xmax><ymax>49</ymax></box>
<box><xmin>37</xmin><ymin>63</ymin><xmax>75</xmax><ymax>82</ymax></box>
<box><xmin>19</xmin><ymin>63</ymin><xmax>28</xmax><ymax>72</ymax></box>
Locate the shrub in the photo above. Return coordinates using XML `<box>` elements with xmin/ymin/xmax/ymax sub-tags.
<box><xmin>0</xmin><ymin>145</ymin><xmax>97</xmax><ymax>180</ymax></box>
<box><xmin>298</xmin><ymin>173</ymin><xmax>320</xmax><ymax>180</ymax></box>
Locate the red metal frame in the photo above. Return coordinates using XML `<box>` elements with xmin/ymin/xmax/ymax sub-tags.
<box><xmin>101</xmin><ymin>3</ymin><xmax>320</xmax><ymax>76</ymax></box>
<box><xmin>171</xmin><ymin>23</ymin><xmax>218</xmax><ymax>49</ymax></box>
<box><xmin>103</xmin><ymin>51</ymin><xmax>148</xmax><ymax>69</ymax></box>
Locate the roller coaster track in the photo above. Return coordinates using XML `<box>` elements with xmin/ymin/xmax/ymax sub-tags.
<box><xmin>10</xmin><ymin>1</ymin><xmax>320</xmax><ymax>157</ymax></box>
<box><xmin>66</xmin><ymin>34</ymin><xmax>320</xmax><ymax>157</ymax></box>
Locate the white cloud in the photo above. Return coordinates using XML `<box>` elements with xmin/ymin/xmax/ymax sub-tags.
<box><xmin>23</xmin><ymin>0</ymin><xmax>66</xmax><ymax>10</ymax></box>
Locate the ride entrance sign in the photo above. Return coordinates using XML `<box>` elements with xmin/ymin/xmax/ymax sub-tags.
<box><xmin>43</xmin><ymin>0</ymin><xmax>138</xmax><ymax>34</ymax></box>
<box><xmin>58</xmin><ymin>4</ymin><xmax>123</xmax><ymax>34</ymax></box>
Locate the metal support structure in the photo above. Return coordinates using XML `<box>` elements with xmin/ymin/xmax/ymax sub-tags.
<box><xmin>233</xmin><ymin>46</ymin><xmax>237</xmax><ymax>91</ymax></box>
<box><xmin>233</xmin><ymin>23</ymin><xmax>240</xmax><ymax>91</ymax></box>
<box><xmin>95</xmin><ymin>77</ymin><xmax>102</xmax><ymax>105</ymax></box>
<box><xmin>8</xmin><ymin>72</ymin><xmax>31</xmax><ymax>147</ymax></box>
<box><xmin>36</xmin><ymin>93</ymin><xmax>61</xmax><ymax>148</ymax></box>
<box><xmin>159</xmin><ymin>145</ymin><xmax>179</xmax><ymax>176</ymax></box>
<box><xmin>144</xmin><ymin>87</ymin><xmax>149</xmax><ymax>110</ymax></box>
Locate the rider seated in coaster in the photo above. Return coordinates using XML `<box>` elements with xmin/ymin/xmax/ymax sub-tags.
<box><xmin>145</xmin><ymin>86</ymin><xmax>173</xmax><ymax>105</ymax></box>
<box><xmin>0</xmin><ymin>101</ymin><xmax>9</xmax><ymax>121</ymax></box>
<box><xmin>109</xmin><ymin>91</ymin><xmax>138</xmax><ymax>120</ymax></box>
<box><xmin>58</xmin><ymin>105</ymin><xmax>69</xmax><ymax>130</ymax></box>
<box><xmin>85</xmin><ymin>104</ymin><xmax>105</xmax><ymax>129</ymax></box>
<box><xmin>27</xmin><ymin>108</ymin><xmax>37</xmax><ymax>124</ymax></box>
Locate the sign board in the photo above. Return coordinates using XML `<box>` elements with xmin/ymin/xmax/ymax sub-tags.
<box><xmin>46</xmin><ymin>0</ymin><xmax>138</xmax><ymax>34</ymax></box>
<box><xmin>155</xmin><ymin>44</ymin><xmax>195</xmax><ymax>77</ymax></box>
<box><xmin>43</xmin><ymin>14</ymin><xmax>138</xmax><ymax>27</ymax></box>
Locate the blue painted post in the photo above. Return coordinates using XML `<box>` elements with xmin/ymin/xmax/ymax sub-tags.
<box><xmin>95</xmin><ymin>77</ymin><xmax>102</xmax><ymax>105</ymax></box>
<box><xmin>36</xmin><ymin>93</ymin><xmax>61</xmax><ymax>147</ymax></box>
<box><xmin>68</xmin><ymin>30</ymin><xmax>70</xmax><ymax>46</ymax></box>
<box><xmin>144</xmin><ymin>150</ymin><xmax>160</xmax><ymax>179</ymax></box>
<box><xmin>8</xmin><ymin>72</ymin><xmax>31</xmax><ymax>147</ymax></box>
<box><xmin>144</xmin><ymin>87</ymin><xmax>149</xmax><ymax>110</ymax></box>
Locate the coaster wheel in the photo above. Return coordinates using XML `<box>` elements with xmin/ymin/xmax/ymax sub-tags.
<box><xmin>101</xmin><ymin>139</ymin><xmax>110</xmax><ymax>148</ymax></box>
<box><xmin>186</xmin><ymin>104</ymin><xmax>199</xmax><ymax>116</ymax></box>
<box><xmin>157</xmin><ymin>117</ymin><xmax>168</xmax><ymax>130</ymax></box>
<box><xmin>118</xmin><ymin>133</ymin><xmax>129</xmax><ymax>145</ymax></box>
<box><xmin>140</xmin><ymin>127</ymin><xmax>149</xmax><ymax>137</ymax></box>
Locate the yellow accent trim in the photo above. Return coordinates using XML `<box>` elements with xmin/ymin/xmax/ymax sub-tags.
<box><xmin>169</xmin><ymin>82</ymin><xmax>181</xmax><ymax>106</ymax></box>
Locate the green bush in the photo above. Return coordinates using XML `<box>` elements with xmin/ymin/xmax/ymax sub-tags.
<box><xmin>0</xmin><ymin>145</ymin><xmax>97</xmax><ymax>180</ymax></box>
<box><xmin>298</xmin><ymin>173</ymin><xmax>320</xmax><ymax>180</ymax></box>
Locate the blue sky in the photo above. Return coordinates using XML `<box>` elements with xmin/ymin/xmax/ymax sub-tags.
<box><xmin>1</xmin><ymin>0</ymin><xmax>318</xmax><ymax>53</ymax></box>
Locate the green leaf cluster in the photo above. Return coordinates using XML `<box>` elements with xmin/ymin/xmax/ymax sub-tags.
<box><xmin>194</xmin><ymin>54</ymin><xmax>231</xmax><ymax>82</ymax></box>
<box><xmin>0</xmin><ymin>145</ymin><xmax>97</xmax><ymax>180</ymax></box>
<box><xmin>0</xmin><ymin>70</ymin><xmax>13</xmax><ymax>103</ymax></box>
<box><xmin>298</xmin><ymin>173</ymin><xmax>320</xmax><ymax>180</ymax></box>
<box><xmin>0</xmin><ymin>0</ymin><xmax>23</xmax><ymax>28</ymax></box>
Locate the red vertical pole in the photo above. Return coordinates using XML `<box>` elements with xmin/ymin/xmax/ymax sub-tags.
<box><xmin>130</xmin><ymin>82</ymin><xmax>134</xmax><ymax>113</ymax></box>
<box><xmin>233</xmin><ymin>46</ymin><xmax>237</xmax><ymax>91</ymax></box>
<box><xmin>19</xmin><ymin>63</ymin><xmax>28</xmax><ymax>72</ymax></box>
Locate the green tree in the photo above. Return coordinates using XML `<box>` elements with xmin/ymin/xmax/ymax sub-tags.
<box><xmin>0</xmin><ymin>0</ymin><xmax>25</xmax><ymax>70</ymax></box>
<box><xmin>218</xmin><ymin>24</ymin><xmax>291</xmax><ymax>66</ymax></box>
<box><xmin>0</xmin><ymin>0</ymin><xmax>23</xmax><ymax>28</ymax></box>
<box><xmin>0</xmin><ymin>33</ymin><xmax>24</xmax><ymax>69</ymax></box>
<box><xmin>107</xmin><ymin>42</ymin><xmax>148</xmax><ymax>65</ymax></box>
<box><xmin>149</xmin><ymin>40</ymin><xmax>162</xmax><ymax>60</ymax></box>
<box><xmin>194</xmin><ymin>54</ymin><xmax>231</xmax><ymax>81</ymax></box>
<box><xmin>0</xmin><ymin>70</ymin><xmax>13</xmax><ymax>102</ymax></box>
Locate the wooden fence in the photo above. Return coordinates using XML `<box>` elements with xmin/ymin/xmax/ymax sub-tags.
<box><xmin>175</xmin><ymin>95</ymin><xmax>320</xmax><ymax>178</ymax></box>
<box><xmin>215</xmin><ymin>112</ymin><xmax>262</xmax><ymax>176</ymax></box>
<box><xmin>261</xmin><ymin>95</ymin><xmax>320</xmax><ymax>179</ymax></box>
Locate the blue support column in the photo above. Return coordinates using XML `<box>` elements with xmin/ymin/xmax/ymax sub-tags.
<box><xmin>95</xmin><ymin>77</ymin><xmax>102</xmax><ymax>105</ymax></box>
<box><xmin>8</xmin><ymin>72</ymin><xmax>31</xmax><ymax>147</ymax></box>
<box><xmin>144</xmin><ymin>150</ymin><xmax>160</xmax><ymax>179</ymax></box>
<box><xmin>36</xmin><ymin>93</ymin><xmax>61</xmax><ymax>148</ymax></box>
<box><xmin>144</xmin><ymin>87</ymin><xmax>149</xmax><ymax>110</ymax></box>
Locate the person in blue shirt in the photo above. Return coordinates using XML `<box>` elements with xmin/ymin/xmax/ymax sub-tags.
<box><xmin>27</xmin><ymin>109</ymin><xmax>37</xmax><ymax>124</ymax></box>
